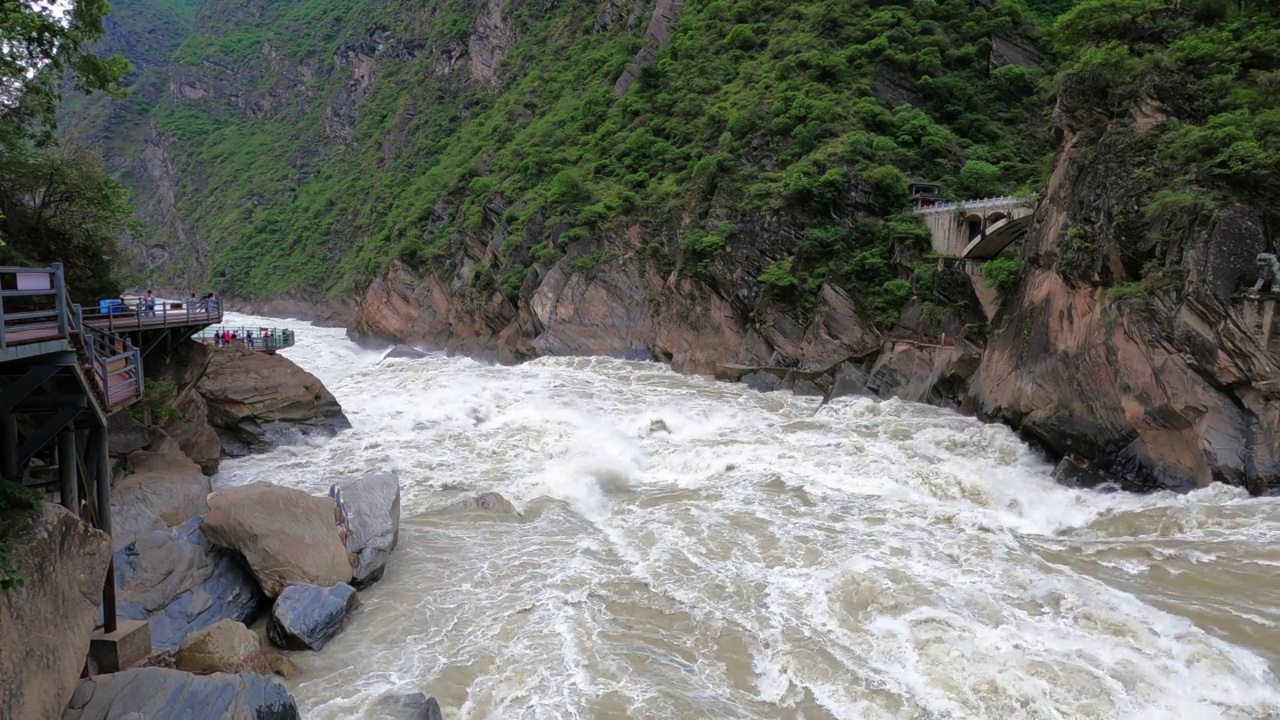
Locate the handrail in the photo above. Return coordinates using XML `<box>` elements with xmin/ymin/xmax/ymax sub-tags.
<box><xmin>194</xmin><ymin>325</ymin><xmax>295</xmax><ymax>353</ymax></box>
<box><xmin>916</xmin><ymin>195</ymin><xmax>1036</xmax><ymax>216</ymax></box>
<box><xmin>79</xmin><ymin>295</ymin><xmax>223</xmax><ymax>332</ymax></box>
<box><xmin>0</xmin><ymin>263</ymin><xmax>68</xmax><ymax>351</ymax></box>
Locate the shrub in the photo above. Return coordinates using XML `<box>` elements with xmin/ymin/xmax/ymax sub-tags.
<box><xmin>981</xmin><ymin>255</ymin><xmax>1022</xmax><ymax>294</ymax></box>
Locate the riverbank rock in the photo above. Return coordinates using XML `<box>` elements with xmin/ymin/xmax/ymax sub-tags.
<box><xmin>176</xmin><ymin>619</ymin><xmax>271</xmax><ymax>675</ymax></box>
<box><xmin>332</xmin><ymin>473</ymin><xmax>401</xmax><ymax>588</ymax></box>
<box><xmin>265</xmin><ymin>651</ymin><xmax>299</xmax><ymax>680</ymax></box>
<box><xmin>62</xmin><ymin>668</ymin><xmax>300</xmax><ymax>720</ymax></box>
<box><xmin>197</xmin><ymin>346</ymin><xmax>350</xmax><ymax>452</ymax></box>
<box><xmin>115</xmin><ymin>516</ymin><xmax>266</xmax><ymax>651</ymax></box>
<box><xmin>201</xmin><ymin>482</ymin><xmax>353</xmax><ymax>597</ymax></box>
<box><xmin>162</xmin><ymin>390</ymin><xmax>223</xmax><ymax>475</ymax></box>
<box><xmin>373</xmin><ymin>692</ymin><xmax>444</xmax><ymax>720</ymax></box>
<box><xmin>0</xmin><ymin>504</ymin><xmax>112</xmax><ymax>720</ymax></box>
<box><xmin>267</xmin><ymin>583</ymin><xmax>359</xmax><ymax>651</ymax></box>
<box><xmin>110</xmin><ymin>435</ymin><xmax>211</xmax><ymax>551</ymax></box>
<box><xmin>106</xmin><ymin>410</ymin><xmax>156</xmax><ymax>457</ymax></box>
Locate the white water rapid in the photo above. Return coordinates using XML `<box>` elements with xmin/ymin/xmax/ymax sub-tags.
<box><xmin>215</xmin><ymin>313</ymin><xmax>1280</xmax><ymax>719</ymax></box>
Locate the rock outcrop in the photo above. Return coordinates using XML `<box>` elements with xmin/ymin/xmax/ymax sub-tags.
<box><xmin>201</xmin><ymin>482</ymin><xmax>353</xmax><ymax>597</ymax></box>
<box><xmin>0</xmin><ymin>505</ymin><xmax>112</xmax><ymax>720</ymax></box>
<box><xmin>267</xmin><ymin>583</ymin><xmax>359</xmax><ymax>651</ymax></box>
<box><xmin>971</xmin><ymin>131</ymin><xmax>1280</xmax><ymax>492</ymax></box>
<box><xmin>162</xmin><ymin>390</ymin><xmax>223</xmax><ymax>475</ymax></box>
<box><xmin>175</xmin><ymin>619</ymin><xmax>271</xmax><ymax>675</ymax></box>
<box><xmin>332</xmin><ymin>473</ymin><xmax>401</xmax><ymax>588</ymax></box>
<box><xmin>374</xmin><ymin>692</ymin><xmax>444</xmax><ymax>720</ymax></box>
<box><xmin>198</xmin><ymin>347</ymin><xmax>350</xmax><ymax>452</ymax></box>
<box><xmin>381</xmin><ymin>343</ymin><xmax>429</xmax><ymax>361</ymax></box>
<box><xmin>115</xmin><ymin>516</ymin><xmax>266</xmax><ymax>652</ymax></box>
<box><xmin>63</xmin><ymin>668</ymin><xmax>300</xmax><ymax>720</ymax></box>
<box><xmin>110</xmin><ymin>435</ymin><xmax>211</xmax><ymax>551</ymax></box>
<box><xmin>451</xmin><ymin>491</ymin><xmax>520</xmax><ymax>515</ymax></box>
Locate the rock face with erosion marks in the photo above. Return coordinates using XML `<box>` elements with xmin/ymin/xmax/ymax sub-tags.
<box><xmin>202</xmin><ymin>482</ymin><xmax>353</xmax><ymax>597</ymax></box>
<box><xmin>110</xmin><ymin>434</ymin><xmax>211</xmax><ymax>551</ymax></box>
<box><xmin>115</xmin><ymin>516</ymin><xmax>266</xmax><ymax>652</ymax></box>
<box><xmin>162</xmin><ymin>389</ymin><xmax>223</xmax><ymax>475</ymax></box>
<box><xmin>62</xmin><ymin>667</ymin><xmax>300</xmax><ymax>720</ymax></box>
<box><xmin>267</xmin><ymin>583</ymin><xmax>359</xmax><ymax>651</ymax></box>
<box><xmin>971</xmin><ymin>129</ymin><xmax>1280</xmax><ymax>493</ymax></box>
<box><xmin>0</xmin><ymin>505</ymin><xmax>111</xmax><ymax>720</ymax></box>
<box><xmin>332</xmin><ymin>473</ymin><xmax>401</xmax><ymax>588</ymax></box>
<box><xmin>176</xmin><ymin>619</ymin><xmax>271</xmax><ymax>675</ymax></box>
<box><xmin>197</xmin><ymin>346</ymin><xmax>350</xmax><ymax>452</ymax></box>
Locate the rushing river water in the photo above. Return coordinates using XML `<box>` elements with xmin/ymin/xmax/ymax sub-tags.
<box><xmin>215</xmin><ymin>313</ymin><xmax>1280</xmax><ymax>719</ymax></box>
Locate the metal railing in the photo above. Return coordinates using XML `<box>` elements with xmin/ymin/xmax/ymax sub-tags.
<box><xmin>79</xmin><ymin>295</ymin><xmax>224</xmax><ymax>332</ymax></box>
<box><xmin>0</xmin><ymin>264</ymin><xmax>70</xmax><ymax>350</ymax></box>
<box><xmin>75</xmin><ymin>306</ymin><xmax>143</xmax><ymax>408</ymax></box>
<box><xmin>0</xmin><ymin>263</ymin><xmax>142</xmax><ymax>409</ymax></box>
<box><xmin>194</xmin><ymin>326</ymin><xmax>296</xmax><ymax>353</ymax></box>
<box><xmin>916</xmin><ymin>195</ymin><xmax>1035</xmax><ymax>216</ymax></box>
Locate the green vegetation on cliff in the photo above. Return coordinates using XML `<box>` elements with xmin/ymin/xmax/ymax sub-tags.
<box><xmin>100</xmin><ymin>0</ymin><xmax>1058</xmax><ymax>323</ymax></box>
<box><xmin>1051</xmin><ymin>0</ymin><xmax>1279</xmax><ymax>287</ymax></box>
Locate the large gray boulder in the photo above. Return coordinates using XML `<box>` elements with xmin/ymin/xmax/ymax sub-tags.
<box><xmin>62</xmin><ymin>668</ymin><xmax>299</xmax><ymax>720</ymax></box>
<box><xmin>176</xmin><ymin>619</ymin><xmax>270</xmax><ymax>676</ymax></box>
<box><xmin>110</xmin><ymin>435</ymin><xmax>211</xmax><ymax>551</ymax></box>
<box><xmin>201</xmin><ymin>482</ymin><xmax>353</xmax><ymax>598</ymax></box>
<box><xmin>1</xmin><ymin>504</ymin><xmax>112</xmax><ymax>720</ymax></box>
<box><xmin>267</xmin><ymin>583</ymin><xmax>359</xmax><ymax>651</ymax></box>
<box><xmin>331</xmin><ymin>473</ymin><xmax>401</xmax><ymax>588</ymax></box>
<box><xmin>114</xmin><ymin>516</ymin><xmax>266</xmax><ymax>651</ymax></box>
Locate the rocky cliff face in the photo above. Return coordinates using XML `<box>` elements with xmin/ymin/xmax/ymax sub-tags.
<box><xmin>972</xmin><ymin>127</ymin><xmax>1279</xmax><ymax>493</ymax></box>
<box><xmin>71</xmin><ymin>1</ymin><xmax>1279</xmax><ymax>494</ymax></box>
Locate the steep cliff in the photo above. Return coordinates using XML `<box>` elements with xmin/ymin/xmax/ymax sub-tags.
<box><xmin>73</xmin><ymin>0</ymin><xmax>1052</xmax><ymax>346</ymax></box>
<box><xmin>971</xmin><ymin>2</ymin><xmax>1280</xmax><ymax>492</ymax></box>
<box><xmin>70</xmin><ymin>0</ymin><xmax>1280</xmax><ymax>493</ymax></box>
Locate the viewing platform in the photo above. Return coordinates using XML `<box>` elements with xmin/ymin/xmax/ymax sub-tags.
<box><xmin>1</xmin><ymin>268</ymin><xmax>226</xmax><ymax>654</ymax></box>
<box><xmin>194</xmin><ymin>326</ymin><xmax>296</xmax><ymax>354</ymax></box>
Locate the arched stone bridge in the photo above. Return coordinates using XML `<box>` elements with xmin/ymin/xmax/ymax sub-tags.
<box><xmin>917</xmin><ymin>196</ymin><xmax>1035</xmax><ymax>259</ymax></box>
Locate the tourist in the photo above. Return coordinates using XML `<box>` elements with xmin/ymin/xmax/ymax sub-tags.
<box><xmin>143</xmin><ymin>290</ymin><xmax>156</xmax><ymax>318</ymax></box>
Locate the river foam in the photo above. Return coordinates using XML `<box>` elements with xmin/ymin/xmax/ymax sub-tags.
<box><xmin>215</xmin><ymin>312</ymin><xmax>1280</xmax><ymax>719</ymax></box>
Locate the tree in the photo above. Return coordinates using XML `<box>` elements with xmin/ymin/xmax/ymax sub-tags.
<box><xmin>0</xmin><ymin>1</ymin><xmax>132</xmax><ymax>300</ymax></box>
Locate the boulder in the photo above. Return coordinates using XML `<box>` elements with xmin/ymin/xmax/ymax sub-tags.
<box><xmin>161</xmin><ymin>390</ymin><xmax>223</xmax><ymax>475</ymax></box>
<box><xmin>451</xmin><ymin>491</ymin><xmax>519</xmax><ymax>515</ymax></box>
<box><xmin>197</xmin><ymin>346</ymin><xmax>350</xmax><ymax>452</ymax></box>
<box><xmin>114</xmin><ymin>516</ymin><xmax>266</xmax><ymax>651</ymax></box>
<box><xmin>201</xmin><ymin>482</ymin><xmax>353</xmax><ymax>597</ymax></box>
<box><xmin>176</xmin><ymin>619</ymin><xmax>270</xmax><ymax>675</ymax></box>
<box><xmin>382</xmin><ymin>344</ymin><xmax>429</xmax><ymax>360</ymax></box>
<box><xmin>106</xmin><ymin>410</ymin><xmax>156</xmax><ymax>457</ymax></box>
<box><xmin>373</xmin><ymin>692</ymin><xmax>444</xmax><ymax>720</ymax></box>
<box><xmin>265</xmin><ymin>651</ymin><xmax>298</xmax><ymax>680</ymax></box>
<box><xmin>62</xmin><ymin>667</ymin><xmax>300</xmax><ymax>720</ymax></box>
<box><xmin>267</xmin><ymin>583</ymin><xmax>359</xmax><ymax>651</ymax></box>
<box><xmin>331</xmin><ymin>473</ymin><xmax>401</xmax><ymax>588</ymax></box>
<box><xmin>0</xmin><ymin>504</ymin><xmax>112</xmax><ymax>720</ymax></box>
<box><xmin>110</xmin><ymin>435</ymin><xmax>211</xmax><ymax>551</ymax></box>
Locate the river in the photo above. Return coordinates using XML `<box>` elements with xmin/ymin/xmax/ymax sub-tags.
<box><xmin>214</xmin><ymin>312</ymin><xmax>1280</xmax><ymax>719</ymax></box>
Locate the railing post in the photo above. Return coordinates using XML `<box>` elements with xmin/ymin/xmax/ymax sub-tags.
<box><xmin>0</xmin><ymin>277</ymin><xmax>6</xmax><ymax>351</ymax></box>
<box><xmin>53</xmin><ymin>262</ymin><xmax>68</xmax><ymax>336</ymax></box>
<box><xmin>135</xmin><ymin>347</ymin><xmax>143</xmax><ymax>398</ymax></box>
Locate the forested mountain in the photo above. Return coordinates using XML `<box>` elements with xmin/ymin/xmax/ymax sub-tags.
<box><xmin>67</xmin><ymin>0</ymin><xmax>1280</xmax><ymax>493</ymax></box>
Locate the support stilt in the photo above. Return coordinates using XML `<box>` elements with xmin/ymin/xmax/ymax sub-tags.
<box><xmin>58</xmin><ymin>429</ymin><xmax>77</xmax><ymax>512</ymax></box>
